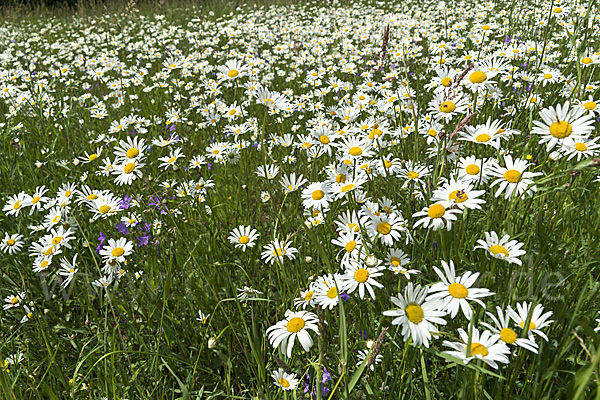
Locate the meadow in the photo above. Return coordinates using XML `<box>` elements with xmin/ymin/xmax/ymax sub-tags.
<box><xmin>1</xmin><ymin>0</ymin><xmax>600</xmax><ymax>398</ymax></box>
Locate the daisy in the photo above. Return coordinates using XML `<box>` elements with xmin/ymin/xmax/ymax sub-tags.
<box><xmin>196</xmin><ymin>310</ymin><xmax>210</xmax><ymax>324</ymax></box>
<box><xmin>217</xmin><ymin>59</ymin><xmax>247</xmax><ymax>81</ymax></box>
<box><xmin>331</xmin><ymin>175</ymin><xmax>367</xmax><ymax>200</ymax></box>
<box><xmin>459</xmin><ymin>118</ymin><xmax>512</xmax><ymax>149</ymax></box>
<box><xmin>228</xmin><ymin>225</ymin><xmax>259</xmax><ymax>251</ymax></box>
<box><xmin>58</xmin><ymin>254</ymin><xmax>78</xmax><ymax>288</ymax></box>
<box><xmin>88</xmin><ymin>195</ymin><xmax>122</xmax><ymax>221</ymax></box>
<box><xmin>474</xmin><ymin>231</ymin><xmax>526</xmax><ymax>265</ymax></box>
<box><xmin>412</xmin><ymin>203</ymin><xmax>462</xmax><ymax>231</ymax></box>
<box><xmin>368</xmin><ymin>213</ymin><xmax>410</xmax><ymax>246</ymax></box>
<box><xmin>531</xmin><ymin>101</ymin><xmax>595</xmax><ymax>151</ymax></box>
<box><xmin>313</xmin><ymin>273</ymin><xmax>345</xmax><ymax>310</ymax></box>
<box><xmin>92</xmin><ymin>274</ymin><xmax>114</xmax><ymax>289</ymax></box>
<box><xmin>331</xmin><ymin>228</ymin><xmax>363</xmax><ymax>265</ymax></box>
<box><xmin>294</xmin><ymin>286</ymin><xmax>317</xmax><ymax>310</ymax></box>
<box><xmin>560</xmin><ymin>137</ymin><xmax>600</xmax><ymax>161</ymax></box>
<box><xmin>508</xmin><ymin>302</ymin><xmax>554</xmax><ymax>342</ymax></box>
<box><xmin>427</xmin><ymin>260</ymin><xmax>494</xmax><ymax>320</ymax></box>
<box><xmin>261</xmin><ymin>239</ymin><xmax>298</xmax><ymax>265</ymax></box>
<box><xmin>113</xmin><ymin>136</ymin><xmax>147</xmax><ymax>162</ymax></box>
<box><xmin>237</xmin><ymin>286</ymin><xmax>263</xmax><ymax>302</ymax></box>
<box><xmin>455</xmin><ymin>156</ymin><xmax>496</xmax><ymax>185</ymax></box>
<box><xmin>481</xmin><ymin>306</ymin><xmax>539</xmax><ymax>353</ymax></box>
<box><xmin>271</xmin><ymin>368</ymin><xmax>300</xmax><ymax>390</ymax></box>
<box><xmin>427</xmin><ymin>92</ymin><xmax>470</xmax><ymax>122</ymax></box>
<box><xmin>442</xmin><ymin>326</ymin><xmax>510</xmax><ymax>369</ymax></box>
<box><xmin>301</xmin><ymin>182</ymin><xmax>331</xmax><ymax>210</ymax></box>
<box><xmin>490</xmin><ymin>155</ymin><xmax>543</xmax><ymax>200</ymax></box>
<box><xmin>280</xmin><ymin>173</ymin><xmax>308</xmax><ymax>193</ymax></box>
<box><xmin>339</xmin><ymin>260</ymin><xmax>384</xmax><ymax>300</ymax></box>
<box><xmin>23</xmin><ymin>186</ymin><xmax>50</xmax><ymax>214</ymax></box>
<box><xmin>112</xmin><ymin>160</ymin><xmax>146</xmax><ymax>185</ymax></box>
<box><xmin>334</xmin><ymin>210</ymin><xmax>368</xmax><ymax>233</ymax></box>
<box><xmin>3</xmin><ymin>192</ymin><xmax>29</xmax><ymax>217</ymax></box>
<box><xmin>431</xmin><ymin>179</ymin><xmax>486</xmax><ymax>210</ymax></box>
<box><xmin>574</xmin><ymin>96</ymin><xmax>599</xmax><ymax>116</ymax></box>
<box><xmin>398</xmin><ymin>161</ymin><xmax>431</xmax><ymax>188</ymax></box>
<box><xmin>0</xmin><ymin>233</ymin><xmax>24</xmax><ymax>255</ymax></box>
<box><xmin>266</xmin><ymin>309</ymin><xmax>319</xmax><ymax>357</ymax></box>
<box><xmin>3</xmin><ymin>292</ymin><xmax>25</xmax><ymax>310</ymax></box>
<box><xmin>383</xmin><ymin>283</ymin><xmax>447</xmax><ymax>348</ymax></box>
<box><xmin>356</xmin><ymin>349</ymin><xmax>383</xmax><ymax>371</ymax></box>
<box><xmin>255</xmin><ymin>164</ymin><xmax>280</xmax><ymax>180</ymax></box>
<box><xmin>99</xmin><ymin>238</ymin><xmax>134</xmax><ymax>264</ymax></box>
<box><xmin>158</xmin><ymin>148</ymin><xmax>184</xmax><ymax>169</ymax></box>
<box><xmin>336</xmin><ymin>136</ymin><xmax>374</xmax><ymax>161</ymax></box>
<box><xmin>463</xmin><ymin>69</ymin><xmax>497</xmax><ymax>93</ymax></box>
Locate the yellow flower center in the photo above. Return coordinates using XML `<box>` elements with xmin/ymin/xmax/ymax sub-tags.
<box><xmin>319</xmin><ymin>135</ymin><xmax>330</xmax><ymax>144</ymax></box>
<box><xmin>124</xmin><ymin>148</ymin><xmax>139</xmax><ymax>159</ymax></box>
<box><xmin>553</xmin><ymin>7</ymin><xmax>562</xmax><ymax>13</ymax></box>
<box><xmin>51</xmin><ymin>236</ymin><xmax>64</xmax><ymax>245</ymax></box>
<box><xmin>482</xmin><ymin>24</ymin><xmax>491</xmax><ymax>30</ymax></box>
<box><xmin>304</xmin><ymin>291</ymin><xmax>314</xmax><ymax>301</ymax></box>
<box><xmin>543</xmin><ymin>73</ymin><xmax>552</xmax><ymax>80</ymax></box>
<box><xmin>124</xmin><ymin>163</ymin><xmax>136</xmax><ymax>174</ymax></box>
<box><xmin>428</xmin><ymin>129</ymin><xmax>437</xmax><ymax>137</ymax></box>
<box><xmin>468</xmin><ymin>343</ymin><xmax>489</xmax><ymax>357</ymax></box>
<box><xmin>582</xmin><ymin>57</ymin><xmax>593</xmax><ymax>64</ymax></box>
<box><xmin>469</xmin><ymin>71</ymin><xmax>487</xmax><ymax>84</ymax></box>
<box><xmin>40</xmin><ymin>260</ymin><xmax>49</xmax><ymax>269</ymax></box>
<box><xmin>278</xmin><ymin>378</ymin><xmax>290</xmax><ymax>388</ymax></box>
<box><xmin>490</xmin><ymin>245</ymin><xmax>509</xmax><ymax>257</ymax></box>
<box><xmin>348</xmin><ymin>223</ymin><xmax>359</xmax><ymax>232</ymax></box>
<box><xmin>377</xmin><ymin>222</ymin><xmax>392</xmax><ymax>235</ymax></box>
<box><xmin>500</xmin><ymin>328</ymin><xmax>518</xmax><ymax>344</ymax></box>
<box><xmin>327</xmin><ymin>287</ymin><xmax>338</xmax><ymax>299</ymax></box>
<box><xmin>476</xmin><ymin>134</ymin><xmax>491</xmax><ymax>142</ymax></box>
<box><xmin>13</xmin><ymin>201</ymin><xmax>22</xmax><ymax>210</ymax></box>
<box><xmin>427</xmin><ymin>204</ymin><xmax>446</xmax><ymax>218</ymax></box>
<box><xmin>98</xmin><ymin>205</ymin><xmax>111</xmax><ymax>214</ymax></box>
<box><xmin>228</xmin><ymin>69</ymin><xmax>239</xmax><ymax>78</ymax></box>
<box><xmin>168</xmin><ymin>157</ymin><xmax>176</xmax><ymax>163</ymax></box>
<box><xmin>369</xmin><ymin>128</ymin><xmax>383</xmax><ymax>139</ymax></box>
<box><xmin>441</xmin><ymin>77</ymin><xmax>452</xmax><ymax>87</ymax></box>
<box><xmin>465</xmin><ymin>164</ymin><xmax>480</xmax><ymax>175</ymax></box>
<box><xmin>7</xmin><ymin>239</ymin><xmax>16</xmax><ymax>246</ymax></box>
<box><xmin>439</xmin><ymin>101</ymin><xmax>456</xmax><ymax>113</ymax></box>
<box><xmin>345</xmin><ymin>241</ymin><xmax>356</xmax><ymax>253</ymax></box>
<box><xmin>520</xmin><ymin>321</ymin><xmax>537</xmax><ymax>330</ymax></box>
<box><xmin>111</xmin><ymin>247</ymin><xmax>125</xmax><ymax>257</ymax></box>
<box><xmin>407</xmin><ymin>171</ymin><xmax>419</xmax><ymax>179</ymax></box>
<box><xmin>31</xmin><ymin>196</ymin><xmax>41</xmax><ymax>204</ymax></box>
<box><xmin>390</xmin><ymin>257</ymin><xmax>402</xmax><ymax>266</ymax></box>
<box><xmin>549</xmin><ymin>121</ymin><xmax>573</xmax><ymax>138</ymax></box>
<box><xmin>65</xmin><ymin>190</ymin><xmax>72</xmax><ymax>197</ymax></box>
<box><xmin>349</xmin><ymin>146</ymin><xmax>362</xmax><ymax>156</ymax></box>
<box><xmin>449</xmin><ymin>190</ymin><xmax>468</xmax><ymax>203</ymax></box>
<box><xmin>10</xmin><ymin>297</ymin><xmax>19</xmax><ymax>304</ymax></box>
<box><xmin>87</xmin><ymin>194</ymin><xmax>98</xmax><ymax>200</ymax></box>
<box><xmin>239</xmin><ymin>236</ymin><xmax>250</xmax><ymax>244</ymax></box>
<box><xmin>405</xmin><ymin>303</ymin><xmax>424</xmax><ymax>324</ymax></box>
<box><xmin>448</xmin><ymin>283</ymin><xmax>468</xmax><ymax>298</ymax></box>
<box><xmin>88</xmin><ymin>154</ymin><xmax>98</xmax><ymax>162</ymax></box>
<box><xmin>52</xmin><ymin>215</ymin><xmax>61</xmax><ymax>223</ymax></box>
<box><xmin>44</xmin><ymin>246</ymin><xmax>55</xmax><ymax>255</ymax></box>
<box><xmin>335</xmin><ymin>173</ymin><xmax>346</xmax><ymax>183</ymax></box>
<box><xmin>354</xmin><ymin>268</ymin><xmax>369</xmax><ymax>283</ymax></box>
<box><xmin>286</xmin><ymin>317</ymin><xmax>305</xmax><ymax>333</ymax></box>
<box><xmin>273</xmin><ymin>248</ymin><xmax>286</xmax><ymax>256</ymax></box>
<box><xmin>312</xmin><ymin>190</ymin><xmax>325</xmax><ymax>200</ymax></box>
<box><xmin>583</xmin><ymin>101</ymin><xmax>596</xmax><ymax>110</ymax></box>
<box><xmin>575</xmin><ymin>143</ymin><xmax>587</xmax><ymax>151</ymax></box>
<box><xmin>228</xmin><ymin>109</ymin><xmax>236</xmax><ymax>116</ymax></box>
<box><xmin>341</xmin><ymin>184</ymin><xmax>355</xmax><ymax>192</ymax></box>
<box><xmin>503</xmin><ymin>169</ymin><xmax>521</xmax><ymax>183</ymax></box>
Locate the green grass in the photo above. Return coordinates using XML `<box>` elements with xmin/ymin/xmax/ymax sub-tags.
<box><xmin>0</xmin><ymin>0</ymin><xmax>600</xmax><ymax>398</ymax></box>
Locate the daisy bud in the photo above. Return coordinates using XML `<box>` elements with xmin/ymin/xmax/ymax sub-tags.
<box><xmin>304</xmin><ymin>219</ymin><xmax>312</xmax><ymax>229</ymax></box>
<box><xmin>365</xmin><ymin>254</ymin><xmax>378</xmax><ymax>267</ymax></box>
<box><xmin>208</xmin><ymin>337</ymin><xmax>217</xmax><ymax>349</ymax></box>
<box><xmin>366</xmin><ymin>339</ymin><xmax>374</xmax><ymax>349</ymax></box>
<box><xmin>305</xmin><ymin>256</ymin><xmax>313</xmax><ymax>264</ymax></box>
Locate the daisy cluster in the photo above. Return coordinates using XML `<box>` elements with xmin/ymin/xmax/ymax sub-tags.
<box><xmin>0</xmin><ymin>0</ymin><xmax>599</xmax><ymax>395</ymax></box>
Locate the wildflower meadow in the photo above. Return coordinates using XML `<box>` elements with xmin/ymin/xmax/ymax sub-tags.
<box><xmin>1</xmin><ymin>0</ymin><xmax>600</xmax><ymax>398</ymax></box>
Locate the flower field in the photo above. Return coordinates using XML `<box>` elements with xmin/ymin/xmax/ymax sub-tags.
<box><xmin>1</xmin><ymin>0</ymin><xmax>600</xmax><ymax>398</ymax></box>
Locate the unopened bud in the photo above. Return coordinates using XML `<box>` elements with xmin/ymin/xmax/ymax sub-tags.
<box><xmin>305</xmin><ymin>256</ymin><xmax>313</xmax><ymax>264</ymax></box>
<box><xmin>208</xmin><ymin>337</ymin><xmax>218</xmax><ymax>349</ymax></box>
<box><xmin>365</xmin><ymin>254</ymin><xmax>378</xmax><ymax>267</ymax></box>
